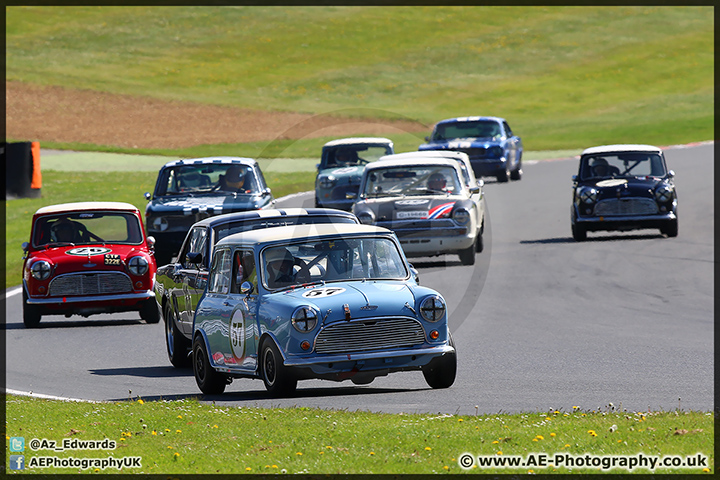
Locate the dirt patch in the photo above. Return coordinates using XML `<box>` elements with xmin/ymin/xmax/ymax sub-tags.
<box><xmin>6</xmin><ymin>81</ymin><xmax>428</xmax><ymax>150</ymax></box>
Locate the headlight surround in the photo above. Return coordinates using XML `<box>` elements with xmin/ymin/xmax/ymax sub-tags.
<box><xmin>489</xmin><ymin>146</ymin><xmax>505</xmax><ymax>158</ymax></box>
<box><xmin>357</xmin><ymin>210</ymin><xmax>375</xmax><ymax>225</ymax></box>
<box><xmin>420</xmin><ymin>295</ymin><xmax>446</xmax><ymax>322</ymax></box>
<box><xmin>655</xmin><ymin>184</ymin><xmax>674</xmax><ymax>203</ymax></box>
<box><xmin>291</xmin><ymin>306</ymin><xmax>318</xmax><ymax>333</ymax></box>
<box><xmin>579</xmin><ymin>187</ymin><xmax>598</xmax><ymax>204</ymax></box>
<box><xmin>30</xmin><ymin>260</ymin><xmax>52</xmax><ymax>281</ymax></box>
<box><xmin>151</xmin><ymin>216</ymin><xmax>169</xmax><ymax>232</ymax></box>
<box><xmin>453</xmin><ymin>207</ymin><xmax>471</xmax><ymax>225</ymax></box>
<box><xmin>128</xmin><ymin>256</ymin><xmax>149</xmax><ymax>276</ymax></box>
<box><xmin>319</xmin><ymin>175</ymin><xmax>337</xmax><ymax>189</ymax></box>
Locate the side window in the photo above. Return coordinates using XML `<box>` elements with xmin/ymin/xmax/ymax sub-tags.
<box><xmin>208</xmin><ymin>249</ymin><xmax>232</xmax><ymax>294</ymax></box>
<box><xmin>181</xmin><ymin>228</ymin><xmax>207</xmax><ymax>268</ymax></box>
<box><xmin>231</xmin><ymin>249</ymin><xmax>256</xmax><ymax>293</ymax></box>
<box><xmin>503</xmin><ymin>122</ymin><xmax>513</xmax><ymax>137</ymax></box>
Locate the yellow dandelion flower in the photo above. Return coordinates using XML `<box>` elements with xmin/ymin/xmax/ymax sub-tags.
<box><xmin>458</xmin><ymin>418</ymin><xmax>463</xmax><ymax>422</ymax></box>
<box><xmin>536</xmin><ymin>435</ymin><xmax>544</xmax><ymax>440</ymax></box>
<box><xmin>177</xmin><ymin>415</ymin><xmax>182</xmax><ymax>419</ymax></box>
<box><xmin>174</xmin><ymin>452</ymin><xmax>180</xmax><ymax>457</ymax></box>
<box><xmin>246</xmin><ymin>467</ymin><xmax>252</xmax><ymax>471</ymax></box>
<box><xmin>528</xmin><ymin>470</ymin><xmax>534</xmax><ymax>474</ymax></box>
<box><xmin>213</xmin><ymin>425</ymin><xmax>218</xmax><ymax>429</ymax></box>
<box><xmin>167</xmin><ymin>445</ymin><xmax>173</xmax><ymax>449</ymax></box>
<box><xmin>326</xmin><ymin>446</ymin><xmax>333</xmax><ymax>449</ymax></box>
<box><xmin>176</xmin><ymin>430</ymin><xmax>182</xmax><ymax>434</ymax></box>
<box><xmin>587</xmin><ymin>430</ymin><xmax>596</xmax><ymax>435</ymax></box>
<box><xmin>497</xmin><ymin>451</ymin><xmax>503</xmax><ymax>455</ymax></box>
<box><xmin>492</xmin><ymin>440</ymin><xmax>499</xmax><ymax>444</ymax></box>
<box><xmin>703</xmin><ymin>468</ymin><xmax>710</xmax><ymax>473</ymax></box>
<box><xmin>151</xmin><ymin>431</ymin><xmax>157</xmax><ymax>435</ymax></box>
<box><xmin>550</xmin><ymin>433</ymin><xmax>556</xmax><ymax>437</ymax></box>
<box><xmin>296</xmin><ymin>452</ymin><xmax>303</xmax><ymax>456</ymax></box>
<box><xmin>370</xmin><ymin>452</ymin><xmax>375</xmax><ymax>456</ymax></box>
<box><xmin>272</xmin><ymin>465</ymin><xmax>278</xmax><ymax>469</ymax></box>
<box><xmin>564</xmin><ymin>444</ymin><xmax>571</xmax><ymax>448</ymax></box>
<box><xmin>443</xmin><ymin>466</ymin><xmax>449</xmax><ymax>470</ymax></box>
<box><xmin>119</xmin><ymin>438</ymin><xmax>125</xmax><ymax>442</ymax></box>
<box><xmin>165</xmin><ymin>429</ymin><xmax>170</xmax><ymax>432</ymax></box>
<box><xmin>532</xmin><ymin>438</ymin><xmax>538</xmax><ymax>442</ymax></box>
<box><xmin>137</xmin><ymin>399</ymin><xmax>144</xmax><ymax>405</ymax></box>
<box><xmin>425</xmin><ymin>447</ymin><xmax>432</xmax><ymax>451</ymax></box>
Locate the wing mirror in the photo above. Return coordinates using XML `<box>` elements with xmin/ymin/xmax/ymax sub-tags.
<box><xmin>240</xmin><ymin>281</ymin><xmax>254</xmax><ymax>295</ymax></box>
<box><xmin>408</xmin><ymin>263</ymin><xmax>420</xmax><ymax>284</ymax></box>
<box><xmin>146</xmin><ymin>236</ymin><xmax>155</xmax><ymax>250</ymax></box>
<box><xmin>665</xmin><ymin>170</ymin><xmax>675</xmax><ymax>180</ymax></box>
<box><xmin>144</xmin><ymin>192</ymin><xmax>151</xmax><ymax>200</ymax></box>
<box><xmin>186</xmin><ymin>252</ymin><xmax>203</xmax><ymax>265</ymax></box>
<box><xmin>262</xmin><ymin>188</ymin><xmax>272</xmax><ymax>197</ymax></box>
<box><xmin>21</xmin><ymin>242</ymin><xmax>29</xmax><ymax>252</ymax></box>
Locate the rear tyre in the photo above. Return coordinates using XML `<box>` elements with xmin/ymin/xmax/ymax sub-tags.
<box><xmin>140</xmin><ymin>299</ymin><xmax>161</xmax><ymax>324</ymax></box>
<box><xmin>193</xmin><ymin>336</ymin><xmax>227</xmax><ymax>395</ymax></box>
<box><xmin>475</xmin><ymin>226</ymin><xmax>484</xmax><ymax>253</ymax></box>
<box><xmin>422</xmin><ymin>333</ymin><xmax>457</xmax><ymax>389</ymax></box>
<box><xmin>165</xmin><ymin>303</ymin><xmax>191</xmax><ymax>368</ymax></box>
<box><xmin>22</xmin><ymin>288</ymin><xmax>42</xmax><ymax>328</ymax></box>
<box><xmin>571</xmin><ymin>222</ymin><xmax>587</xmax><ymax>242</ymax></box>
<box><xmin>458</xmin><ymin>239</ymin><xmax>476</xmax><ymax>266</ymax></box>
<box><xmin>661</xmin><ymin>219</ymin><xmax>678</xmax><ymax>237</ymax></box>
<box><xmin>261</xmin><ymin>339</ymin><xmax>297</xmax><ymax>396</ymax></box>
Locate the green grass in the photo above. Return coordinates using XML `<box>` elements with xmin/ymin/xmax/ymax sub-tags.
<box><xmin>4</xmin><ymin>171</ymin><xmax>315</xmax><ymax>288</ymax></box>
<box><xmin>4</xmin><ymin>395</ymin><xmax>713</xmax><ymax>474</ymax></box>
<box><xmin>6</xmin><ymin>6</ymin><xmax>714</xmax><ymax>151</ymax></box>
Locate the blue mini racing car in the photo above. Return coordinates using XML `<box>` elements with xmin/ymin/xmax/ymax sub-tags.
<box><xmin>191</xmin><ymin>224</ymin><xmax>456</xmax><ymax>395</ymax></box>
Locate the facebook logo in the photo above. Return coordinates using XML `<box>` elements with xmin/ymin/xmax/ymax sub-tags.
<box><xmin>9</xmin><ymin>436</ymin><xmax>25</xmax><ymax>452</ymax></box>
<box><xmin>10</xmin><ymin>455</ymin><xmax>25</xmax><ymax>470</ymax></box>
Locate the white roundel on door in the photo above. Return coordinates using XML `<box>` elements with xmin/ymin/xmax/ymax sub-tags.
<box><xmin>229</xmin><ymin>309</ymin><xmax>245</xmax><ymax>359</ymax></box>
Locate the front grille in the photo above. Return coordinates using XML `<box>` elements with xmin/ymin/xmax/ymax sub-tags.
<box><xmin>49</xmin><ymin>272</ymin><xmax>133</xmax><ymax>296</ymax></box>
<box><xmin>594</xmin><ymin>198</ymin><xmax>658</xmax><ymax>216</ymax></box>
<box><xmin>315</xmin><ymin>317</ymin><xmax>426</xmax><ymax>354</ymax></box>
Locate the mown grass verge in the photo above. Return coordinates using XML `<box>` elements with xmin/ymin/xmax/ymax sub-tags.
<box><xmin>4</xmin><ymin>171</ymin><xmax>315</xmax><ymax>288</ymax></box>
<box><xmin>4</xmin><ymin>395</ymin><xmax>713</xmax><ymax>474</ymax></box>
<box><xmin>6</xmin><ymin>6</ymin><xmax>714</xmax><ymax>150</ymax></box>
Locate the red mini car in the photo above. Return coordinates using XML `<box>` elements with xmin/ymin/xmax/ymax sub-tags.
<box><xmin>21</xmin><ymin>202</ymin><xmax>159</xmax><ymax>328</ymax></box>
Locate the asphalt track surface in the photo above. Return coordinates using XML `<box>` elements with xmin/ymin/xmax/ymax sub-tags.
<box><xmin>4</xmin><ymin>143</ymin><xmax>713</xmax><ymax>414</ymax></box>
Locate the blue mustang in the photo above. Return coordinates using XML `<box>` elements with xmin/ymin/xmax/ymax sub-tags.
<box><xmin>419</xmin><ymin>116</ymin><xmax>523</xmax><ymax>182</ymax></box>
<box><xmin>191</xmin><ymin>224</ymin><xmax>456</xmax><ymax>395</ymax></box>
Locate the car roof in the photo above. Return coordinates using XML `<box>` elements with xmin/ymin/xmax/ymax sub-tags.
<box><xmin>190</xmin><ymin>208</ymin><xmax>358</xmax><ymax>228</ymax></box>
<box><xmin>581</xmin><ymin>144</ymin><xmax>662</xmax><ymax>155</ymax></box>
<box><xmin>322</xmin><ymin>137</ymin><xmax>393</xmax><ymax>148</ymax></box>
<box><xmin>216</xmin><ymin>224</ymin><xmax>393</xmax><ymax>247</ymax></box>
<box><xmin>35</xmin><ymin>202</ymin><xmax>139</xmax><ymax>215</ymax></box>
<box><xmin>381</xmin><ymin>151</ymin><xmax>470</xmax><ymax>162</ymax></box>
<box><xmin>435</xmin><ymin>116</ymin><xmax>504</xmax><ymax>125</ymax></box>
<box><xmin>365</xmin><ymin>157</ymin><xmax>461</xmax><ymax>171</ymax></box>
<box><xmin>160</xmin><ymin>156</ymin><xmax>258</xmax><ymax>168</ymax></box>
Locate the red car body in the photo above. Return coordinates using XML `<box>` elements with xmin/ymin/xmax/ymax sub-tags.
<box><xmin>21</xmin><ymin>202</ymin><xmax>160</xmax><ymax>328</ymax></box>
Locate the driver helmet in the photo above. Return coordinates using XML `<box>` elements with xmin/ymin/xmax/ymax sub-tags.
<box><xmin>428</xmin><ymin>172</ymin><xmax>447</xmax><ymax>190</ymax></box>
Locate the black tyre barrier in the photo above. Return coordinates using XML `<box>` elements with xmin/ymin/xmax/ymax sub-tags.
<box><xmin>5</xmin><ymin>141</ymin><xmax>42</xmax><ymax>199</ymax></box>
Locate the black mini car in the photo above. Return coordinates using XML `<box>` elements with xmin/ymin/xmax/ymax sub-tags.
<box><xmin>571</xmin><ymin>144</ymin><xmax>677</xmax><ymax>241</ymax></box>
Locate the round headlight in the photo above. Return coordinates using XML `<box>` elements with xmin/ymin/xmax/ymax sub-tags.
<box><xmin>291</xmin><ymin>306</ymin><xmax>318</xmax><ymax>333</ymax></box>
<box><xmin>31</xmin><ymin>260</ymin><xmax>52</xmax><ymax>281</ymax></box>
<box><xmin>489</xmin><ymin>146</ymin><xmax>505</xmax><ymax>158</ymax></box>
<box><xmin>152</xmin><ymin>216</ymin><xmax>169</xmax><ymax>232</ymax></box>
<box><xmin>453</xmin><ymin>208</ymin><xmax>471</xmax><ymax>225</ymax></box>
<box><xmin>319</xmin><ymin>175</ymin><xmax>337</xmax><ymax>189</ymax></box>
<box><xmin>420</xmin><ymin>295</ymin><xmax>446</xmax><ymax>322</ymax></box>
<box><xmin>357</xmin><ymin>210</ymin><xmax>375</xmax><ymax>225</ymax></box>
<box><xmin>655</xmin><ymin>185</ymin><xmax>674</xmax><ymax>203</ymax></box>
<box><xmin>128</xmin><ymin>256</ymin><xmax>149</xmax><ymax>276</ymax></box>
<box><xmin>579</xmin><ymin>187</ymin><xmax>598</xmax><ymax>204</ymax></box>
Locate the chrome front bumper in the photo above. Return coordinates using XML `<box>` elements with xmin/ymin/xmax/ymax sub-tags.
<box><xmin>27</xmin><ymin>290</ymin><xmax>155</xmax><ymax>305</ymax></box>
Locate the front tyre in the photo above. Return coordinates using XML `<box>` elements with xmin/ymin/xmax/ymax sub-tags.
<box><xmin>661</xmin><ymin>219</ymin><xmax>678</xmax><ymax>237</ymax></box>
<box><xmin>22</xmin><ymin>288</ymin><xmax>42</xmax><ymax>328</ymax></box>
<box><xmin>140</xmin><ymin>299</ymin><xmax>161</xmax><ymax>324</ymax></box>
<box><xmin>422</xmin><ymin>333</ymin><xmax>457</xmax><ymax>389</ymax></box>
<box><xmin>458</xmin><ymin>238</ymin><xmax>477</xmax><ymax>265</ymax></box>
<box><xmin>192</xmin><ymin>336</ymin><xmax>227</xmax><ymax>395</ymax></box>
<box><xmin>571</xmin><ymin>222</ymin><xmax>587</xmax><ymax>242</ymax></box>
<box><xmin>165</xmin><ymin>303</ymin><xmax>191</xmax><ymax>368</ymax></box>
<box><xmin>261</xmin><ymin>339</ymin><xmax>297</xmax><ymax>396</ymax></box>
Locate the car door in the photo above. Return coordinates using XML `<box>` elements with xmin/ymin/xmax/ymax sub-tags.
<box><xmin>173</xmin><ymin>226</ymin><xmax>208</xmax><ymax>335</ymax></box>
<box><xmin>223</xmin><ymin>248</ymin><xmax>259</xmax><ymax>371</ymax></box>
<box><xmin>503</xmin><ymin>121</ymin><xmax>521</xmax><ymax>168</ymax></box>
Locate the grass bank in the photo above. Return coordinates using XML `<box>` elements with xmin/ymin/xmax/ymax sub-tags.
<box><xmin>5</xmin><ymin>395</ymin><xmax>713</xmax><ymax>474</ymax></box>
<box><xmin>6</xmin><ymin>6</ymin><xmax>714</xmax><ymax>150</ymax></box>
